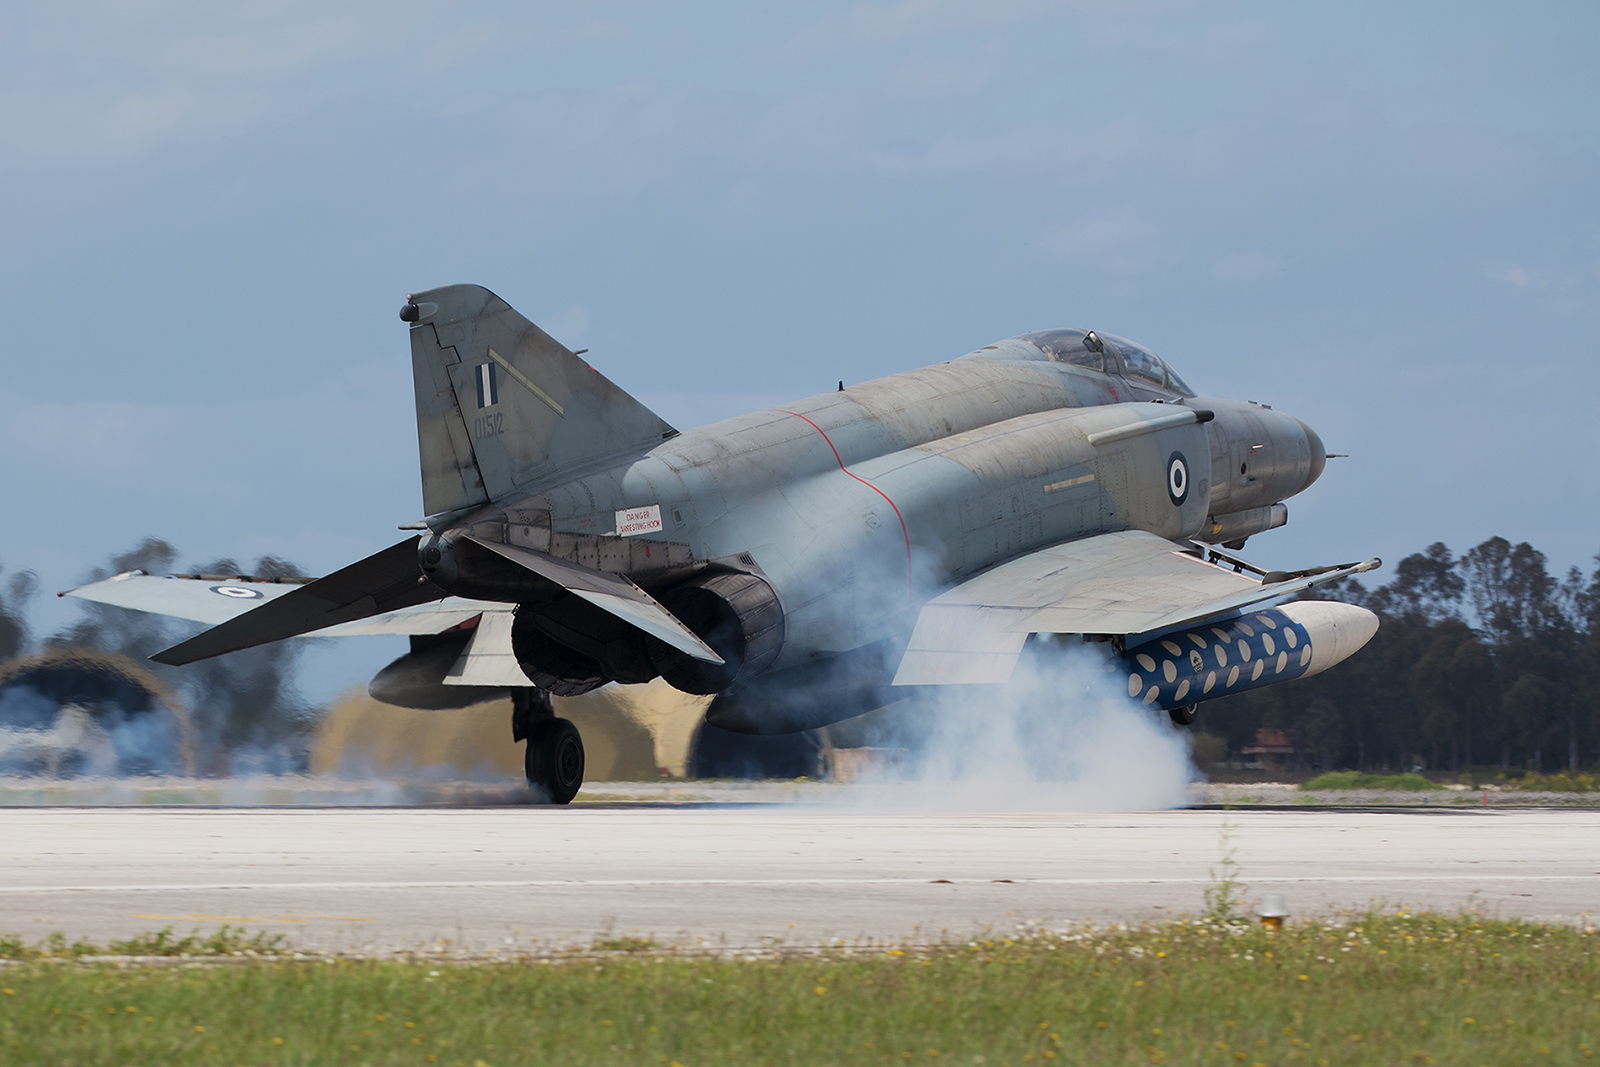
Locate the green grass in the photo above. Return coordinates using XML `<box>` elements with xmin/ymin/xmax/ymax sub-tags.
<box><xmin>1509</xmin><ymin>772</ymin><xmax>1599</xmax><ymax>793</ymax></box>
<box><xmin>2</xmin><ymin>913</ymin><xmax>1596</xmax><ymax>1065</ymax></box>
<box><xmin>1295</xmin><ymin>770</ymin><xmax>1600</xmax><ymax>794</ymax></box>
<box><xmin>1299</xmin><ymin>772</ymin><xmax>1442</xmax><ymax>792</ymax></box>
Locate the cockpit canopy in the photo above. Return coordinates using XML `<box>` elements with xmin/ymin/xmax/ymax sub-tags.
<box><xmin>968</xmin><ymin>328</ymin><xmax>1195</xmax><ymax>396</ymax></box>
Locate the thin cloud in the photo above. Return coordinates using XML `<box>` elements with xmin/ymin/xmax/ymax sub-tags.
<box><xmin>1489</xmin><ymin>263</ymin><xmax>1548</xmax><ymax>289</ymax></box>
<box><xmin>1039</xmin><ymin>211</ymin><xmax>1164</xmax><ymax>274</ymax></box>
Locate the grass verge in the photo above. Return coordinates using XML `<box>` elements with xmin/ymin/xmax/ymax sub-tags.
<box><xmin>1507</xmin><ymin>772</ymin><xmax>1599</xmax><ymax>793</ymax></box>
<box><xmin>2</xmin><ymin>913</ymin><xmax>1597</xmax><ymax>1065</ymax></box>
<box><xmin>1299</xmin><ymin>772</ymin><xmax>1441</xmax><ymax>792</ymax></box>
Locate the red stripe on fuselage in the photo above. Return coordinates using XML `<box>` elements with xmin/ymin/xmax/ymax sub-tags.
<box><xmin>774</xmin><ymin>410</ymin><xmax>914</xmax><ymax>593</ymax></box>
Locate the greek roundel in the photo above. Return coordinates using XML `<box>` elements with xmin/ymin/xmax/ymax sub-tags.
<box><xmin>1166</xmin><ymin>450</ymin><xmax>1189</xmax><ymax>506</ymax></box>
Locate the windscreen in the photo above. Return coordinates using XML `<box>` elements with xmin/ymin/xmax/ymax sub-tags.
<box><xmin>1017</xmin><ymin>329</ymin><xmax>1104</xmax><ymax>372</ymax></box>
<box><xmin>1103</xmin><ymin>334</ymin><xmax>1195</xmax><ymax>397</ymax></box>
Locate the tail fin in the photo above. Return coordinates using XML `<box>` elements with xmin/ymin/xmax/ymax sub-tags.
<box><xmin>404</xmin><ymin>284</ymin><xmax>676</xmax><ymax>516</ymax></box>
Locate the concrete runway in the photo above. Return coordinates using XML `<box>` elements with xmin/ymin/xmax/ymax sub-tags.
<box><xmin>2</xmin><ymin>806</ymin><xmax>1596</xmax><ymax>953</ymax></box>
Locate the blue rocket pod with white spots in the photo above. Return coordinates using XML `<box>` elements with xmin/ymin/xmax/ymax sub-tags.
<box><xmin>1118</xmin><ymin>601</ymin><xmax>1379</xmax><ymax>711</ymax></box>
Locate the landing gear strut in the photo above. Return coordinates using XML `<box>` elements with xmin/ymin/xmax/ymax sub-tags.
<box><xmin>512</xmin><ymin>688</ymin><xmax>585</xmax><ymax>804</ymax></box>
<box><xmin>1168</xmin><ymin>703</ymin><xmax>1199</xmax><ymax>726</ymax></box>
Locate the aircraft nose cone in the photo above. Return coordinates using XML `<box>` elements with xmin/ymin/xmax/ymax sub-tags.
<box><xmin>1296</xmin><ymin>417</ymin><xmax>1326</xmax><ymax>490</ymax></box>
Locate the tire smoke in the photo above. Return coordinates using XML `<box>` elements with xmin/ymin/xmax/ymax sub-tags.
<box><xmin>826</xmin><ymin>639</ymin><xmax>1197</xmax><ymax>811</ymax></box>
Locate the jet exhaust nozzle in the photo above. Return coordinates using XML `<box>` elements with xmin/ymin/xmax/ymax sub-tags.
<box><xmin>649</xmin><ymin>571</ymin><xmax>785</xmax><ymax>695</ymax></box>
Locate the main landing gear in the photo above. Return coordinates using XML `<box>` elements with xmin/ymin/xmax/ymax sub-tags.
<box><xmin>1168</xmin><ymin>704</ymin><xmax>1199</xmax><ymax>726</ymax></box>
<box><xmin>512</xmin><ymin>688</ymin><xmax>585</xmax><ymax>804</ymax></box>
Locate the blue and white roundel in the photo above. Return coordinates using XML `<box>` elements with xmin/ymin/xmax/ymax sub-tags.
<box><xmin>1166</xmin><ymin>451</ymin><xmax>1189</xmax><ymax>506</ymax></box>
<box><xmin>210</xmin><ymin>585</ymin><xmax>264</xmax><ymax>600</ymax></box>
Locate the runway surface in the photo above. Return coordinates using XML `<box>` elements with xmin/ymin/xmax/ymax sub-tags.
<box><xmin>3</xmin><ymin>806</ymin><xmax>1596</xmax><ymax>953</ymax></box>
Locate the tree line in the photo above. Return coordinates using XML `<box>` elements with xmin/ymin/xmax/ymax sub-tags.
<box><xmin>0</xmin><ymin>539</ymin><xmax>314</xmax><ymax>774</ymax></box>
<box><xmin>6</xmin><ymin>533</ymin><xmax>1598</xmax><ymax>778</ymax></box>
<box><xmin>1205</xmin><ymin>537</ymin><xmax>1600</xmax><ymax>775</ymax></box>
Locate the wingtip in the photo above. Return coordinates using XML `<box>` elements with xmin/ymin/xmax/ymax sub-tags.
<box><xmin>149</xmin><ymin>638</ymin><xmax>202</xmax><ymax>666</ymax></box>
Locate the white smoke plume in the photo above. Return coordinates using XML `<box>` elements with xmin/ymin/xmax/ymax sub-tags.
<box><xmin>826</xmin><ymin>639</ymin><xmax>1197</xmax><ymax>812</ymax></box>
<box><xmin>791</xmin><ymin>533</ymin><xmax>1201</xmax><ymax>812</ymax></box>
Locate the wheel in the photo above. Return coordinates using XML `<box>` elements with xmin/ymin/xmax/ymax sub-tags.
<box><xmin>1168</xmin><ymin>703</ymin><xmax>1199</xmax><ymax>726</ymax></box>
<box><xmin>525</xmin><ymin>717</ymin><xmax>585</xmax><ymax>804</ymax></box>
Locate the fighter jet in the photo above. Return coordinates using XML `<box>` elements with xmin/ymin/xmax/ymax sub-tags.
<box><xmin>66</xmin><ymin>284</ymin><xmax>1379</xmax><ymax>802</ymax></box>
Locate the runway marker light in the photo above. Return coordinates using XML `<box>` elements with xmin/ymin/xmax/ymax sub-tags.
<box><xmin>1258</xmin><ymin>893</ymin><xmax>1289</xmax><ymax>929</ymax></box>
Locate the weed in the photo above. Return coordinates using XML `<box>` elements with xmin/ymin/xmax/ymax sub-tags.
<box><xmin>105</xmin><ymin>927</ymin><xmax>205</xmax><ymax>956</ymax></box>
<box><xmin>0</xmin><ymin>925</ymin><xmax>283</xmax><ymax>959</ymax></box>
<box><xmin>592</xmin><ymin>936</ymin><xmax>658</xmax><ymax>953</ymax></box>
<box><xmin>1202</xmin><ymin>820</ymin><xmax>1248</xmax><ymax>923</ymax></box>
<box><xmin>107</xmin><ymin>925</ymin><xmax>284</xmax><ymax>957</ymax></box>
<box><xmin>42</xmin><ymin>932</ymin><xmax>99</xmax><ymax>958</ymax></box>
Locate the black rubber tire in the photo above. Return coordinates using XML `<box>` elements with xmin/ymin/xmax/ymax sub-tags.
<box><xmin>525</xmin><ymin>717</ymin><xmax>585</xmax><ymax>804</ymax></box>
<box><xmin>1168</xmin><ymin>703</ymin><xmax>1200</xmax><ymax>726</ymax></box>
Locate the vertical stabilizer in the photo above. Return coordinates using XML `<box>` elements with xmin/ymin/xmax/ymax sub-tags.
<box><xmin>404</xmin><ymin>284</ymin><xmax>676</xmax><ymax>516</ymax></box>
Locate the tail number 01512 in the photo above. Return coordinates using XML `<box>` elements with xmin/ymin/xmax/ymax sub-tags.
<box><xmin>474</xmin><ymin>412</ymin><xmax>505</xmax><ymax>440</ymax></box>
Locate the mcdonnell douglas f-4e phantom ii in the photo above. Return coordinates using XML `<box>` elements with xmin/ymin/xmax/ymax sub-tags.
<box><xmin>66</xmin><ymin>284</ymin><xmax>1379</xmax><ymax>801</ymax></box>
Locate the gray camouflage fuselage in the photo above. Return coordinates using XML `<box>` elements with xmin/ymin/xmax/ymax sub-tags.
<box><xmin>408</xmin><ymin>288</ymin><xmax>1327</xmax><ymax>732</ymax></box>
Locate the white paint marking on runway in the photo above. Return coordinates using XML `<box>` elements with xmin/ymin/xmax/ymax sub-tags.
<box><xmin>2</xmin><ymin>874</ymin><xmax>1593</xmax><ymax>894</ymax></box>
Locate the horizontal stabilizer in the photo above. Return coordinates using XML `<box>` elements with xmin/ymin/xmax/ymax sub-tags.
<box><xmin>61</xmin><ymin>570</ymin><xmax>501</xmax><ymax>637</ymax></box>
<box><xmin>151</xmin><ymin>538</ymin><xmax>442</xmax><ymax>665</ymax></box>
<box><xmin>61</xmin><ymin>571</ymin><xmax>303</xmax><ymax>625</ymax></box>
<box><xmin>894</xmin><ymin>530</ymin><xmax>1378</xmax><ymax>685</ymax></box>
<box><xmin>465</xmin><ymin>536</ymin><xmax>723</xmax><ymax>664</ymax></box>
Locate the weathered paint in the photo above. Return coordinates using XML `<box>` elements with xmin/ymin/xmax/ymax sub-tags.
<box><xmin>137</xmin><ymin>284</ymin><xmax>1365</xmax><ymax>735</ymax></box>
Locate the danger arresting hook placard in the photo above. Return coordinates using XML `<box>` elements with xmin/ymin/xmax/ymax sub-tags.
<box><xmin>616</xmin><ymin>504</ymin><xmax>663</xmax><ymax>537</ymax></box>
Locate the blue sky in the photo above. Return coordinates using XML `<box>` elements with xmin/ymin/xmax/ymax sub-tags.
<box><xmin>3</xmin><ymin>1</ymin><xmax>1597</xmax><ymax>703</ymax></box>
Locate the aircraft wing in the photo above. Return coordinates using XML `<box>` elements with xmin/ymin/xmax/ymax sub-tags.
<box><xmin>60</xmin><ymin>571</ymin><xmax>503</xmax><ymax>636</ymax></box>
<box><xmin>893</xmin><ymin>529</ymin><xmax>1378</xmax><ymax>685</ymax></box>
